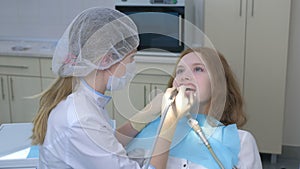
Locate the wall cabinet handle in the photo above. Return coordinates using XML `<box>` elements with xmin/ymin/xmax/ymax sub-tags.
<box><xmin>0</xmin><ymin>64</ymin><xmax>29</xmax><ymax>69</ymax></box>
<box><xmin>1</xmin><ymin>77</ymin><xmax>5</xmax><ymax>100</ymax></box>
<box><xmin>154</xmin><ymin>86</ymin><xmax>157</xmax><ymax>96</ymax></box>
<box><xmin>251</xmin><ymin>0</ymin><xmax>255</xmax><ymax>16</ymax></box>
<box><xmin>144</xmin><ymin>85</ymin><xmax>147</xmax><ymax>107</ymax></box>
<box><xmin>239</xmin><ymin>0</ymin><xmax>243</xmax><ymax>17</ymax></box>
<box><xmin>10</xmin><ymin>77</ymin><xmax>14</xmax><ymax>101</ymax></box>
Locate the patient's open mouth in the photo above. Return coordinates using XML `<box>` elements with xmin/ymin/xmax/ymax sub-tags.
<box><xmin>186</xmin><ymin>87</ymin><xmax>196</xmax><ymax>92</ymax></box>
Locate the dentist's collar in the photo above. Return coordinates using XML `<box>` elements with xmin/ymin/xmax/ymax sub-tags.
<box><xmin>79</xmin><ymin>78</ymin><xmax>111</xmax><ymax>108</ymax></box>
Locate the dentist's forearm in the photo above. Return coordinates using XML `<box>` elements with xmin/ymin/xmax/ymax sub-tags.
<box><xmin>150</xmin><ymin>112</ymin><xmax>177</xmax><ymax>169</ymax></box>
<box><xmin>116</xmin><ymin>122</ymin><xmax>139</xmax><ymax>147</ymax></box>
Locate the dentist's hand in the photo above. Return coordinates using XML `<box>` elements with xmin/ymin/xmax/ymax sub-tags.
<box><xmin>162</xmin><ymin>86</ymin><xmax>195</xmax><ymax>120</ymax></box>
<box><xmin>130</xmin><ymin>93</ymin><xmax>163</xmax><ymax>132</ymax></box>
<box><xmin>160</xmin><ymin>86</ymin><xmax>195</xmax><ymax>141</ymax></box>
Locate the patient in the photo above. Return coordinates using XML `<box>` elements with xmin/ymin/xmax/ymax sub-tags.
<box><xmin>126</xmin><ymin>47</ymin><xmax>263</xmax><ymax>169</ymax></box>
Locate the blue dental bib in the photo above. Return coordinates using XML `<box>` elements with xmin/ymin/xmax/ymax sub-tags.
<box><xmin>126</xmin><ymin>114</ymin><xmax>240</xmax><ymax>169</ymax></box>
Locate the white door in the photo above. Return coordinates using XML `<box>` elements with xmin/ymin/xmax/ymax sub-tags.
<box><xmin>204</xmin><ymin>0</ymin><xmax>247</xmax><ymax>90</ymax></box>
<box><xmin>243</xmin><ymin>0</ymin><xmax>291</xmax><ymax>154</ymax></box>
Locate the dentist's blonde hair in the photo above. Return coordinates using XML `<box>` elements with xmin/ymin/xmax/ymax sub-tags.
<box><xmin>31</xmin><ymin>77</ymin><xmax>74</xmax><ymax>145</ymax></box>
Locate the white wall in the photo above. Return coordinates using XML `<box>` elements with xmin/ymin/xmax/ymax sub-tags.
<box><xmin>283</xmin><ymin>0</ymin><xmax>300</xmax><ymax>147</ymax></box>
<box><xmin>0</xmin><ymin>0</ymin><xmax>114</xmax><ymax>40</ymax></box>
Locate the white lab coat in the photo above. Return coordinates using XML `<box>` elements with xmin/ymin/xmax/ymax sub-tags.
<box><xmin>39</xmin><ymin>81</ymin><xmax>142</xmax><ymax>169</ymax></box>
<box><xmin>39</xmin><ymin>80</ymin><xmax>262</xmax><ymax>169</ymax></box>
<box><xmin>165</xmin><ymin>130</ymin><xmax>263</xmax><ymax>169</ymax></box>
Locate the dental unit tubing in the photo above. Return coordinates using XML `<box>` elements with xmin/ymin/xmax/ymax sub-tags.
<box><xmin>144</xmin><ymin>90</ymin><xmax>177</xmax><ymax>169</ymax></box>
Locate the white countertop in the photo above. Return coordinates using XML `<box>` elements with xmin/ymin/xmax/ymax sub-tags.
<box><xmin>0</xmin><ymin>39</ymin><xmax>179</xmax><ymax>64</ymax></box>
<box><xmin>0</xmin><ymin>39</ymin><xmax>57</xmax><ymax>58</ymax></box>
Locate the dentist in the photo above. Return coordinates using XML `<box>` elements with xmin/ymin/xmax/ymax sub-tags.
<box><xmin>31</xmin><ymin>7</ymin><xmax>193</xmax><ymax>169</ymax></box>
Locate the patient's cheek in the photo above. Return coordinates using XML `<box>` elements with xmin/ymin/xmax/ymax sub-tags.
<box><xmin>172</xmin><ymin>80</ymin><xmax>179</xmax><ymax>88</ymax></box>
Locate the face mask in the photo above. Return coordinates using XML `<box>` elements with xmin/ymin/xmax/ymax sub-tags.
<box><xmin>106</xmin><ymin>61</ymin><xmax>136</xmax><ymax>91</ymax></box>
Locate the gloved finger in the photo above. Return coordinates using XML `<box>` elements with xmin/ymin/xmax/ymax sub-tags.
<box><xmin>177</xmin><ymin>85</ymin><xmax>196</xmax><ymax>107</ymax></box>
<box><xmin>176</xmin><ymin>85</ymin><xmax>187</xmax><ymax>100</ymax></box>
<box><xmin>188</xmin><ymin>91</ymin><xmax>195</xmax><ymax>106</ymax></box>
<box><xmin>162</xmin><ymin>87</ymin><xmax>177</xmax><ymax>110</ymax></box>
<box><xmin>175</xmin><ymin>86</ymin><xmax>190</xmax><ymax>118</ymax></box>
<box><xmin>174</xmin><ymin>86</ymin><xmax>184</xmax><ymax>106</ymax></box>
<box><xmin>164</xmin><ymin>87</ymin><xmax>177</xmax><ymax>98</ymax></box>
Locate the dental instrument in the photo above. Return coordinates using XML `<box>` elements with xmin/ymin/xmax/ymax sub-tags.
<box><xmin>187</xmin><ymin>113</ymin><xmax>238</xmax><ymax>169</ymax></box>
<box><xmin>144</xmin><ymin>89</ymin><xmax>178</xmax><ymax>169</ymax></box>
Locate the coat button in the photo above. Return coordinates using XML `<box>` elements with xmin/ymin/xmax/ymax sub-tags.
<box><xmin>183</xmin><ymin>164</ymin><xmax>187</xmax><ymax>167</ymax></box>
